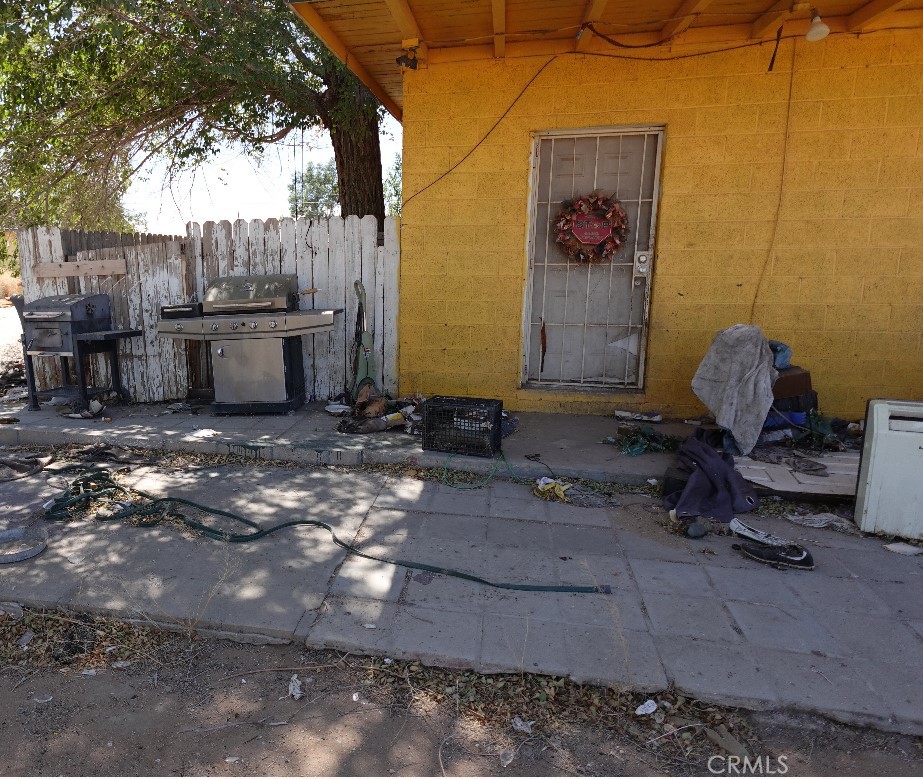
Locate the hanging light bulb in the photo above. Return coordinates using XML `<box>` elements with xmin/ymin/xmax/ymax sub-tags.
<box><xmin>805</xmin><ymin>9</ymin><xmax>830</xmax><ymax>42</ymax></box>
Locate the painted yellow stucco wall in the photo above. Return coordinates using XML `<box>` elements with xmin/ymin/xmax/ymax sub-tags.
<box><xmin>398</xmin><ymin>30</ymin><xmax>923</xmax><ymax>419</ymax></box>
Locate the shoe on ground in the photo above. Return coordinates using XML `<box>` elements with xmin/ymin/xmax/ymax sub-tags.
<box><xmin>729</xmin><ymin>517</ymin><xmax>789</xmax><ymax>548</ymax></box>
<box><xmin>733</xmin><ymin>542</ymin><xmax>814</xmax><ymax>570</ymax></box>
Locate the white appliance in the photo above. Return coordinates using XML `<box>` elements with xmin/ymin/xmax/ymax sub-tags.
<box><xmin>855</xmin><ymin>399</ymin><xmax>923</xmax><ymax>539</ymax></box>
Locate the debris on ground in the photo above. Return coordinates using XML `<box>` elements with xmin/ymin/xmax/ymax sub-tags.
<box><xmin>883</xmin><ymin>542</ymin><xmax>923</xmax><ymax>556</ymax></box>
<box><xmin>635</xmin><ymin>699</ymin><xmax>657</xmax><ymax>716</ymax></box>
<box><xmin>785</xmin><ymin>511</ymin><xmax>860</xmax><ymax>535</ymax></box>
<box><xmin>532</xmin><ymin>477</ymin><xmax>572</xmax><ymax>503</ymax></box>
<box><xmin>288</xmin><ymin>674</ymin><xmax>305</xmax><ymax>700</ymax></box>
<box><xmin>65</xmin><ymin>398</ymin><xmax>106</xmax><ymax>420</ymax></box>
<box><xmin>614</xmin><ymin>410</ymin><xmax>663</xmax><ymax>423</ymax></box>
<box><xmin>605</xmin><ymin>425</ymin><xmax>683</xmax><ymax>457</ymax></box>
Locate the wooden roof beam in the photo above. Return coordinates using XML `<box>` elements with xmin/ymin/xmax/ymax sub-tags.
<box><xmin>575</xmin><ymin>0</ymin><xmax>609</xmax><ymax>52</ymax></box>
<box><xmin>662</xmin><ymin>0</ymin><xmax>715</xmax><ymax>40</ymax></box>
<box><xmin>848</xmin><ymin>0</ymin><xmax>910</xmax><ymax>30</ymax></box>
<box><xmin>382</xmin><ymin>0</ymin><xmax>428</xmax><ymax>60</ymax></box>
<box><xmin>287</xmin><ymin>2</ymin><xmax>403</xmax><ymax>121</ymax></box>
<box><xmin>492</xmin><ymin>0</ymin><xmax>506</xmax><ymax>58</ymax></box>
<box><xmin>751</xmin><ymin>0</ymin><xmax>795</xmax><ymax>39</ymax></box>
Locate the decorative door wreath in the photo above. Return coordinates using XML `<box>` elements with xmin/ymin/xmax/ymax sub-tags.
<box><xmin>553</xmin><ymin>191</ymin><xmax>630</xmax><ymax>264</ymax></box>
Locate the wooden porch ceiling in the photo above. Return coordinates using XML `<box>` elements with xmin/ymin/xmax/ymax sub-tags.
<box><xmin>288</xmin><ymin>0</ymin><xmax>923</xmax><ymax>120</ymax></box>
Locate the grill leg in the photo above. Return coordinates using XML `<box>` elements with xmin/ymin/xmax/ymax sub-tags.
<box><xmin>108</xmin><ymin>343</ymin><xmax>127</xmax><ymax>402</ymax></box>
<box><xmin>21</xmin><ymin>336</ymin><xmax>40</xmax><ymax>411</ymax></box>
<box><xmin>74</xmin><ymin>347</ymin><xmax>89</xmax><ymax>411</ymax></box>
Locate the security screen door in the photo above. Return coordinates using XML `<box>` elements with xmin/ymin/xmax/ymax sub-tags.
<box><xmin>524</xmin><ymin>128</ymin><xmax>662</xmax><ymax>389</ymax></box>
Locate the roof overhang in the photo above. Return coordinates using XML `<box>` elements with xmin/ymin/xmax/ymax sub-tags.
<box><xmin>289</xmin><ymin>0</ymin><xmax>923</xmax><ymax>122</ymax></box>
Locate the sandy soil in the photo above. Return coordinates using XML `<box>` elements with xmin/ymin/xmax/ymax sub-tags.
<box><xmin>1</xmin><ymin>614</ymin><xmax>921</xmax><ymax>778</ymax></box>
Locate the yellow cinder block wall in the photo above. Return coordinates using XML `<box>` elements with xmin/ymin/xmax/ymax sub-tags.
<box><xmin>399</xmin><ymin>31</ymin><xmax>923</xmax><ymax>419</ymax></box>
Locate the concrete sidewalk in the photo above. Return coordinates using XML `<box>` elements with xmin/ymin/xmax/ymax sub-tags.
<box><xmin>2</xmin><ymin>458</ymin><xmax>921</xmax><ymax>737</ymax></box>
<box><xmin>0</xmin><ymin>397</ymin><xmax>683</xmax><ymax>484</ymax></box>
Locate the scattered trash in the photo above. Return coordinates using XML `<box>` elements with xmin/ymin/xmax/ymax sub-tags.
<box><xmin>683</xmin><ymin>419</ymin><xmax>702</xmax><ymax>426</ymax></box>
<box><xmin>80</xmin><ymin>669</ymin><xmax>97</xmax><ymax>676</ymax></box>
<box><xmin>351</xmin><ymin>692</ymin><xmax>369</xmax><ymax>705</ymax></box>
<box><xmin>225</xmin><ymin>756</ymin><xmax>240</xmax><ymax>763</ymax></box>
<box><xmin>324</xmin><ymin>403</ymin><xmax>351</xmax><ymax>416</ymax></box>
<box><xmin>0</xmin><ymin>388</ymin><xmax>29</xmax><ymax>402</ymax></box>
<box><xmin>705</xmin><ymin>724</ymin><xmax>749</xmax><ymax>759</ymax></box>
<box><xmin>16</xmin><ymin>629</ymin><xmax>35</xmax><ymax>648</ymax></box>
<box><xmin>166</xmin><ymin>402</ymin><xmax>192</xmax><ymax>412</ymax></box>
<box><xmin>189</xmin><ymin>428</ymin><xmax>220</xmax><ymax>439</ymax></box>
<box><xmin>614</xmin><ymin>410</ymin><xmax>662</xmax><ymax>423</ymax></box>
<box><xmin>45</xmin><ymin>396</ymin><xmax>69</xmax><ymax>406</ymax></box>
<box><xmin>240</xmin><ymin>678</ymin><xmax>247</xmax><ymax>684</ymax></box>
<box><xmin>884</xmin><ymin>542</ymin><xmax>923</xmax><ymax>556</ymax></box>
<box><xmin>609</xmin><ymin>425</ymin><xmax>682</xmax><ymax>456</ymax></box>
<box><xmin>32</xmin><ymin>693</ymin><xmax>53</xmax><ymax>704</ymax></box>
<box><xmin>511</xmin><ymin>716</ymin><xmax>535</xmax><ymax>734</ymax></box>
<box><xmin>66</xmin><ymin>399</ymin><xmax>105</xmax><ymax>419</ymax></box>
<box><xmin>750</xmin><ymin>448</ymin><xmax>828</xmax><ymax>477</ymax></box>
<box><xmin>784</xmin><ymin>512</ymin><xmax>860</xmax><ymax>535</ymax></box>
<box><xmin>287</xmin><ymin>674</ymin><xmax>305</xmax><ymax>700</ymax></box>
<box><xmin>65</xmin><ymin>553</ymin><xmax>85</xmax><ymax>565</ymax></box>
<box><xmin>533</xmin><ymin>476</ymin><xmax>572</xmax><ymax>503</ymax></box>
<box><xmin>362</xmin><ymin>623</ymin><xmax>377</xmax><ymax>629</ymax></box>
<box><xmin>383</xmin><ymin>658</ymin><xmax>394</xmax><ymax>665</ymax></box>
<box><xmin>646</xmin><ymin>478</ymin><xmax>658</xmax><ymax>486</ymax></box>
<box><xmin>0</xmin><ymin>526</ymin><xmax>49</xmax><ymax>564</ymax></box>
<box><xmin>685</xmin><ymin>521</ymin><xmax>710</xmax><ymax>539</ymax></box>
<box><xmin>635</xmin><ymin>699</ymin><xmax>658</xmax><ymax>716</ymax></box>
<box><xmin>499</xmin><ymin>749</ymin><xmax>516</xmax><ymax>768</ymax></box>
<box><xmin>111</xmin><ymin>660</ymin><xmax>131</xmax><ymax>669</ymax></box>
<box><xmin>0</xmin><ymin>602</ymin><xmax>24</xmax><ymax>620</ymax></box>
<box><xmin>0</xmin><ymin>416</ymin><xmax>19</xmax><ymax>424</ymax></box>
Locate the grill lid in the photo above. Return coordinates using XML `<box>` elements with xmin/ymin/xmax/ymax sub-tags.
<box><xmin>21</xmin><ymin>293</ymin><xmax>110</xmax><ymax>322</ymax></box>
<box><xmin>203</xmin><ymin>274</ymin><xmax>298</xmax><ymax>314</ymax></box>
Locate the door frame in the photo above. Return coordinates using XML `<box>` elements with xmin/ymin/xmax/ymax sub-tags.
<box><xmin>521</xmin><ymin>125</ymin><xmax>665</xmax><ymax>391</ymax></box>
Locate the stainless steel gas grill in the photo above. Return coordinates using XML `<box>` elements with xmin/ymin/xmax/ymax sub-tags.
<box><xmin>158</xmin><ymin>274</ymin><xmax>339</xmax><ymax>414</ymax></box>
<box><xmin>10</xmin><ymin>293</ymin><xmax>142</xmax><ymax>411</ymax></box>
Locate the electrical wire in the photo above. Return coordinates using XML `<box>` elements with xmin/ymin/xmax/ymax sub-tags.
<box><xmin>584</xmin><ymin>22</ymin><xmax>678</xmax><ymax>49</ymax></box>
<box><xmin>401</xmin><ymin>55</ymin><xmax>559</xmax><ymax>210</ymax></box>
<box><xmin>749</xmin><ymin>36</ymin><xmax>798</xmax><ymax>325</ymax></box>
<box><xmin>44</xmin><ymin>465</ymin><xmax>611</xmax><ymax>594</ymax></box>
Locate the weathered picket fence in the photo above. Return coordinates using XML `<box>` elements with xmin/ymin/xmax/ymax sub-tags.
<box><xmin>16</xmin><ymin>216</ymin><xmax>400</xmax><ymax>403</ymax></box>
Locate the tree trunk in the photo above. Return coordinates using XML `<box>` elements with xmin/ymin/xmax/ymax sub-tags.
<box><xmin>316</xmin><ymin>55</ymin><xmax>386</xmax><ymax>225</ymax></box>
<box><xmin>329</xmin><ymin>107</ymin><xmax>384</xmax><ymax>225</ymax></box>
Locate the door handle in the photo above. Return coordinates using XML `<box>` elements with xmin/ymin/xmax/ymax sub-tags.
<box><xmin>216</xmin><ymin>347</ymin><xmax>226</xmax><ymax>357</ymax></box>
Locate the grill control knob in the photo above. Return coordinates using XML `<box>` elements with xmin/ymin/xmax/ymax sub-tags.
<box><xmin>269</xmin><ymin>320</ymin><xmax>277</xmax><ymax>329</ymax></box>
<box><xmin>174</xmin><ymin>323</ymin><xmax>184</xmax><ymax>331</ymax></box>
<box><xmin>249</xmin><ymin>321</ymin><xmax>257</xmax><ymax>329</ymax></box>
<box><xmin>211</xmin><ymin>323</ymin><xmax>219</xmax><ymax>331</ymax></box>
<box><xmin>230</xmin><ymin>322</ymin><xmax>238</xmax><ymax>331</ymax></box>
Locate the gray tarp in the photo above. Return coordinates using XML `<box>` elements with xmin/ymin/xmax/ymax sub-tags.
<box><xmin>691</xmin><ymin>324</ymin><xmax>778</xmax><ymax>455</ymax></box>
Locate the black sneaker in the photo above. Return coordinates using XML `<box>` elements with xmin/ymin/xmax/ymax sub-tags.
<box><xmin>733</xmin><ymin>542</ymin><xmax>814</xmax><ymax>570</ymax></box>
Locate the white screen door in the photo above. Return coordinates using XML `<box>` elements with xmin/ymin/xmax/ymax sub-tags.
<box><xmin>524</xmin><ymin>128</ymin><xmax>663</xmax><ymax>389</ymax></box>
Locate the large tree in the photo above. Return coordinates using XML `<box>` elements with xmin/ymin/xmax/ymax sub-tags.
<box><xmin>0</xmin><ymin>0</ymin><xmax>385</xmax><ymax>230</ymax></box>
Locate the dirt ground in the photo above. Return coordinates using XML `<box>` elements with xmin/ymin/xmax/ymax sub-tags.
<box><xmin>1</xmin><ymin>608</ymin><xmax>921</xmax><ymax>778</ymax></box>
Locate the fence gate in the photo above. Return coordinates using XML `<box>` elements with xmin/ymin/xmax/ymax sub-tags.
<box><xmin>523</xmin><ymin>127</ymin><xmax>663</xmax><ymax>390</ymax></box>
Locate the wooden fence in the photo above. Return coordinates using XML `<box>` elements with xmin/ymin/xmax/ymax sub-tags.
<box><xmin>16</xmin><ymin>216</ymin><xmax>400</xmax><ymax>403</ymax></box>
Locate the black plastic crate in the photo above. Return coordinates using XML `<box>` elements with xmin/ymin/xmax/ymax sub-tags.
<box><xmin>422</xmin><ymin>396</ymin><xmax>503</xmax><ymax>458</ymax></box>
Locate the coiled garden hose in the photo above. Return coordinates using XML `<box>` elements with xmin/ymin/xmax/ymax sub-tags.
<box><xmin>44</xmin><ymin>466</ymin><xmax>610</xmax><ymax>595</ymax></box>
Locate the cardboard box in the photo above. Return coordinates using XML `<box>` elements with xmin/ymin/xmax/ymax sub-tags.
<box><xmin>773</xmin><ymin>366</ymin><xmax>812</xmax><ymax>399</ymax></box>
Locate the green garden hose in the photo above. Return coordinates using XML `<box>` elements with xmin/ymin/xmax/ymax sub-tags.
<box><xmin>44</xmin><ymin>466</ymin><xmax>610</xmax><ymax>595</ymax></box>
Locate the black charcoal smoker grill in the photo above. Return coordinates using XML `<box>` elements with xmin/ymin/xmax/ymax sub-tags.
<box><xmin>158</xmin><ymin>274</ymin><xmax>339</xmax><ymax>414</ymax></box>
<box><xmin>11</xmin><ymin>293</ymin><xmax>141</xmax><ymax>410</ymax></box>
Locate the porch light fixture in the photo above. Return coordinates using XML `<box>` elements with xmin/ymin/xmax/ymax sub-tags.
<box><xmin>805</xmin><ymin>9</ymin><xmax>830</xmax><ymax>41</ymax></box>
<box><xmin>396</xmin><ymin>49</ymin><xmax>418</xmax><ymax>70</ymax></box>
